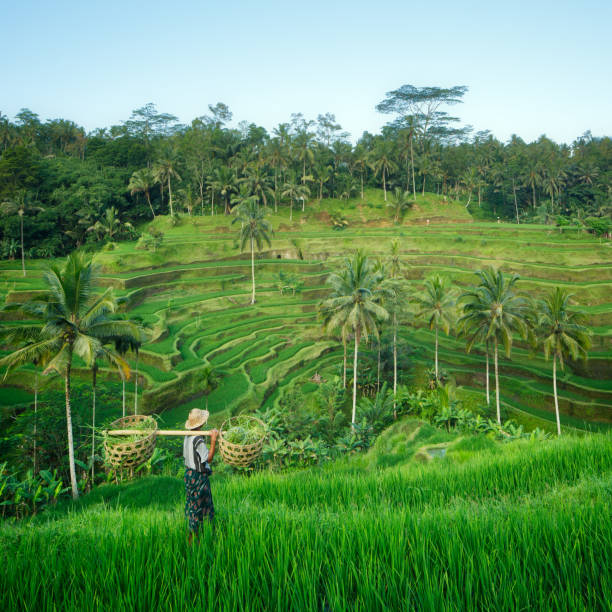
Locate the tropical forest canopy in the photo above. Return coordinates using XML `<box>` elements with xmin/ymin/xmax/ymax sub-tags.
<box><xmin>1</xmin><ymin>85</ymin><xmax>610</xmax><ymax>259</ymax></box>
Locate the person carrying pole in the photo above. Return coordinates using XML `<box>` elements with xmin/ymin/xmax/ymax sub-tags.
<box><xmin>183</xmin><ymin>408</ymin><xmax>218</xmax><ymax>542</ymax></box>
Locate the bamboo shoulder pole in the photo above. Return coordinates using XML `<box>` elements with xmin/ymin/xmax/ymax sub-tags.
<box><xmin>107</xmin><ymin>429</ymin><xmax>215</xmax><ymax>437</ymax></box>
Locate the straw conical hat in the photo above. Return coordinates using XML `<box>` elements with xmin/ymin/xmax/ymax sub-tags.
<box><xmin>185</xmin><ymin>408</ymin><xmax>209</xmax><ymax>430</ymax></box>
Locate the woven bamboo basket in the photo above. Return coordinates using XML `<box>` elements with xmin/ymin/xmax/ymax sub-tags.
<box><xmin>219</xmin><ymin>416</ymin><xmax>266</xmax><ymax>467</ymax></box>
<box><xmin>104</xmin><ymin>415</ymin><xmax>158</xmax><ymax>470</ymax></box>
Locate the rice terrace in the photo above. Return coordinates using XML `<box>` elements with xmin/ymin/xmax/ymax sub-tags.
<box><xmin>1</xmin><ymin>83</ymin><xmax>612</xmax><ymax>609</ymax></box>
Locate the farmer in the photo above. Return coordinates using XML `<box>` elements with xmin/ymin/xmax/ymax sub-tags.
<box><xmin>184</xmin><ymin>408</ymin><xmax>218</xmax><ymax>541</ymax></box>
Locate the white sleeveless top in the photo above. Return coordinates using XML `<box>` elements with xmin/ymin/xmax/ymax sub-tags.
<box><xmin>183</xmin><ymin>435</ymin><xmax>210</xmax><ymax>472</ymax></box>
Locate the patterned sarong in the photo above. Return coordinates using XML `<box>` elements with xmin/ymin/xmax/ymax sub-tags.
<box><xmin>184</xmin><ymin>467</ymin><xmax>214</xmax><ymax>532</ymax></box>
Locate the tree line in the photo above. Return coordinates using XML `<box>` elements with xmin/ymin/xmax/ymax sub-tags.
<box><xmin>1</xmin><ymin>86</ymin><xmax>610</xmax><ymax>258</ymax></box>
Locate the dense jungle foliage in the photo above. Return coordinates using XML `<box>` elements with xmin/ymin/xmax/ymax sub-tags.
<box><xmin>1</xmin><ymin>85</ymin><xmax>610</xmax><ymax>260</ymax></box>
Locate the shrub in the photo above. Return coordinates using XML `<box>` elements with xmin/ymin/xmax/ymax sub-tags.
<box><xmin>0</xmin><ymin>463</ymin><xmax>69</xmax><ymax>519</ymax></box>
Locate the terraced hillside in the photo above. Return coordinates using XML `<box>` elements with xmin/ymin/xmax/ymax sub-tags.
<box><xmin>1</xmin><ymin>191</ymin><xmax>610</xmax><ymax>432</ymax></box>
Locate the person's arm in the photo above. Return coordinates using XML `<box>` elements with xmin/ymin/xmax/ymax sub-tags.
<box><xmin>206</xmin><ymin>429</ymin><xmax>219</xmax><ymax>463</ymax></box>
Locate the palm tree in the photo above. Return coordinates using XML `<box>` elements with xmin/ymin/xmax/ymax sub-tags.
<box><xmin>212</xmin><ymin>167</ymin><xmax>238</xmax><ymax>214</ymax></box>
<box><xmin>369</xmin><ymin>142</ymin><xmax>397</xmax><ymax>201</ymax></box>
<box><xmin>414</xmin><ymin>275</ymin><xmax>455</xmax><ymax>384</ymax></box>
<box><xmin>0</xmin><ymin>253</ymin><xmax>141</xmax><ymax>498</ymax></box>
<box><xmin>232</xmin><ymin>201</ymin><xmax>272</xmax><ymax>304</ymax></box>
<box><xmin>178</xmin><ymin>186</ymin><xmax>200</xmax><ymax>216</ymax></box>
<box><xmin>281</xmin><ymin>180</ymin><xmax>310</xmax><ymax>222</ymax></box>
<box><xmin>460</xmin><ymin>267</ymin><xmax>532</xmax><ymax>424</ymax></box>
<box><xmin>384</xmin><ymin>239</ymin><xmax>410</xmax><ymax>413</ymax></box>
<box><xmin>87</xmin><ymin>207</ymin><xmax>133</xmax><ymax>242</ymax></box>
<box><xmin>537</xmin><ymin>288</ymin><xmax>591</xmax><ymax>436</ymax></box>
<box><xmin>542</xmin><ymin>159</ymin><xmax>567</xmax><ymax>212</ymax></box>
<box><xmin>398</xmin><ymin>117</ymin><xmax>419</xmax><ymax>200</ymax></box>
<box><xmin>319</xmin><ymin>295</ymin><xmax>351</xmax><ymax>390</ymax></box>
<box><xmin>231</xmin><ymin>184</ymin><xmax>259</xmax><ymax>210</ymax></box>
<box><xmin>351</xmin><ymin>146</ymin><xmax>369</xmax><ymax>200</ymax></box>
<box><xmin>294</xmin><ymin>130</ymin><xmax>315</xmax><ymax>186</ymax></box>
<box><xmin>0</xmin><ymin>190</ymin><xmax>44</xmax><ymax>277</ymax></box>
<box><xmin>266</xmin><ymin>137</ymin><xmax>289</xmax><ymax>212</ymax></box>
<box><xmin>241</xmin><ymin>166</ymin><xmax>273</xmax><ymax>209</ymax></box>
<box><xmin>523</xmin><ymin>160</ymin><xmax>543</xmax><ymax>210</ymax></box>
<box><xmin>314</xmin><ymin>163</ymin><xmax>333</xmax><ymax>200</ymax></box>
<box><xmin>457</xmin><ymin>293</ymin><xmax>493</xmax><ymax>407</ymax></box>
<box><xmin>460</xmin><ymin>167</ymin><xmax>478</xmax><ymax>208</ymax></box>
<box><xmin>387</xmin><ymin>187</ymin><xmax>413</xmax><ymax>223</ymax></box>
<box><xmin>320</xmin><ymin>252</ymin><xmax>388</xmax><ymax>425</ymax></box>
<box><xmin>128</xmin><ymin>169</ymin><xmax>156</xmax><ymax>219</ymax></box>
<box><xmin>153</xmin><ymin>157</ymin><xmax>182</xmax><ymax>216</ymax></box>
<box><xmin>419</xmin><ymin>153</ymin><xmax>441</xmax><ymax>196</ymax></box>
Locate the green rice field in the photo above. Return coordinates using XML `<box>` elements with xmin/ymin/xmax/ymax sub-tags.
<box><xmin>1</xmin><ymin>190</ymin><xmax>609</xmax><ymax>433</ymax></box>
<box><xmin>2</xmin><ymin>430</ymin><xmax>611</xmax><ymax>610</ymax></box>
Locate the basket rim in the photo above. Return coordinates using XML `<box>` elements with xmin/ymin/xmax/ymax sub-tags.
<box><xmin>104</xmin><ymin>414</ymin><xmax>158</xmax><ymax>452</ymax></box>
<box><xmin>219</xmin><ymin>415</ymin><xmax>266</xmax><ymax>446</ymax></box>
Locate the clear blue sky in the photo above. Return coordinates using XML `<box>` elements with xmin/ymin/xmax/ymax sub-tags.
<box><xmin>2</xmin><ymin>0</ymin><xmax>611</xmax><ymax>144</ymax></box>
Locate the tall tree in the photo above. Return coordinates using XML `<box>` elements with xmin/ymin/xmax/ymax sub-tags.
<box><xmin>351</xmin><ymin>146</ymin><xmax>369</xmax><ymax>200</ymax></box>
<box><xmin>153</xmin><ymin>156</ymin><xmax>182</xmax><ymax>216</ymax></box>
<box><xmin>128</xmin><ymin>169</ymin><xmax>156</xmax><ymax>219</ymax></box>
<box><xmin>0</xmin><ymin>253</ymin><xmax>140</xmax><ymax>498</ymax></box>
<box><xmin>212</xmin><ymin>167</ymin><xmax>238</xmax><ymax>214</ymax></box>
<box><xmin>369</xmin><ymin>141</ymin><xmax>397</xmax><ymax>201</ymax></box>
<box><xmin>320</xmin><ymin>252</ymin><xmax>388</xmax><ymax>425</ymax></box>
<box><xmin>384</xmin><ymin>239</ymin><xmax>409</xmax><ymax>414</ymax></box>
<box><xmin>458</xmin><ymin>292</ymin><xmax>494</xmax><ymax>406</ymax></box>
<box><xmin>240</xmin><ymin>165</ymin><xmax>273</xmax><ymax>209</ymax></box>
<box><xmin>460</xmin><ymin>268</ymin><xmax>532</xmax><ymax>424</ymax></box>
<box><xmin>0</xmin><ymin>190</ymin><xmax>44</xmax><ymax>276</ymax></box>
<box><xmin>414</xmin><ymin>275</ymin><xmax>455</xmax><ymax>383</ymax></box>
<box><xmin>281</xmin><ymin>180</ymin><xmax>310</xmax><ymax>222</ymax></box>
<box><xmin>537</xmin><ymin>288</ymin><xmax>591</xmax><ymax>436</ymax></box>
<box><xmin>232</xmin><ymin>201</ymin><xmax>272</xmax><ymax>304</ymax></box>
<box><xmin>376</xmin><ymin>84</ymin><xmax>468</xmax><ymax>146</ymax></box>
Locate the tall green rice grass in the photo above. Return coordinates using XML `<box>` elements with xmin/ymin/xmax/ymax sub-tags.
<box><xmin>2</xmin><ymin>433</ymin><xmax>611</xmax><ymax>610</ymax></box>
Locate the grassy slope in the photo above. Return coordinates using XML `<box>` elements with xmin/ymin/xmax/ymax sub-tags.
<box><xmin>2</xmin><ymin>429</ymin><xmax>611</xmax><ymax>610</ymax></box>
<box><xmin>0</xmin><ymin>188</ymin><xmax>610</xmax><ymax>434</ymax></box>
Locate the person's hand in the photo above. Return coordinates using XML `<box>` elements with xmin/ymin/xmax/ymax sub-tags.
<box><xmin>211</xmin><ymin>429</ymin><xmax>219</xmax><ymax>440</ymax></box>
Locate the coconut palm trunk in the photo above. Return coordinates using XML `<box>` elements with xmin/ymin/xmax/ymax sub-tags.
<box><xmin>33</xmin><ymin>373</ymin><xmax>38</xmax><ymax>473</ymax></box>
<box><xmin>494</xmin><ymin>338</ymin><xmax>501</xmax><ymax>425</ymax></box>
<box><xmin>410</xmin><ymin>140</ymin><xmax>416</xmax><ymax>201</ymax></box>
<box><xmin>274</xmin><ymin>171</ymin><xmax>278</xmax><ymax>212</ymax></box>
<box><xmin>250</xmin><ymin>236</ymin><xmax>256</xmax><ymax>305</ymax></box>
<box><xmin>435</xmin><ymin>326</ymin><xmax>439</xmax><ymax>381</ymax></box>
<box><xmin>65</xmin><ymin>359</ymin><xmax>79</xmax><ymax>499</ymax></box>
<box><xmin>377</xmin><ymin>340</ymin><xmax>381</xmax><ymax>392</ymax></box>
<box><xmin>167</xmin><ymin>176</ymin><xmax>174</xmax><ymax>216</ymax></box>
<box><xmin>393</xmin><ymin>315</ymin><xmax>397</xmax><ymax>418</ymax></box>
<box><xmin>343</xmin><ymin>339</ymin><xmax>347</xmax><ymax>388</ymax></box>
<box><xmin>91</xmin><ymin>366</ymin><xmax>97</xmax><ymax>482</ymax></box>
<box><xmin>134</xmin><ymin>351</ymin><xmax>139</xmax><ymax>415</ymax></box>
<box><xmin>382</xmin><ymin>169</ymin><xmax>387</xmax><ymax>201</ymax></box>
<box><xmin>512</xmin><ymin>179</ymin><xmax>520</xmax><ymax>224</ymax></box>
<box><xmin>553</xmin><ymin>356</ymin><xmax>561</xmax><ymax>436</ymax></box>
<box><xmin>145</xmin><ymin>192</ymin><xmax>155</xmax><ymax>219</ymax></box>
<box><xmin>352</xmin><ymin>332</ymin><xmax>360</xmax><ymax>426</ymax></box>
<box><xmin>485</xmin><ymin>343</ymin><xmax>490</xmax><ymax>406</ymax></box>
<box><xmin>19</xmin><ymin>212</ymin><xmax>25</xmax><ymax>277</ymax></box>
<box><xmin>122</xmin><ymin>377</ymin><xmax>126</xmax><ymax>417</ymax></box>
